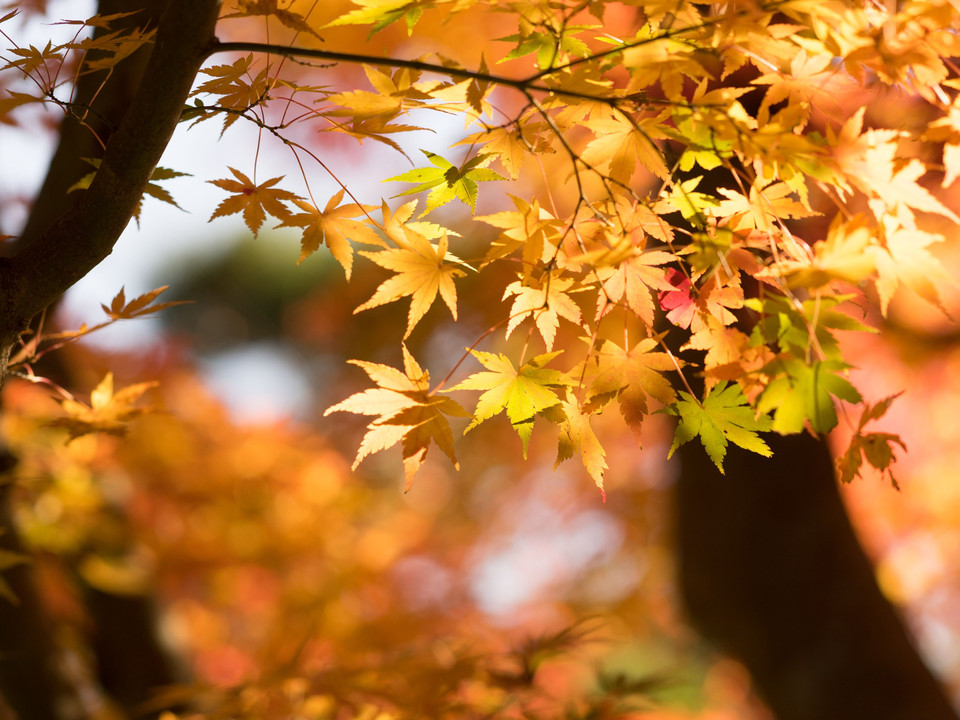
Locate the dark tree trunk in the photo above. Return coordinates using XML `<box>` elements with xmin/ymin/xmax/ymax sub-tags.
<box><xmin>0</xmin><ymin>448</ymin><xmax>74</xmax><ymax>720</ymax></box>
<box><xmin>0</xmin><ymin>1</ymin><xmax>219</xmax><ymax>717</ymax></box>
<box><xmin>674</xmin><ymin>432</ymin><xmax>958</xmax><ymax>719</ymax></box>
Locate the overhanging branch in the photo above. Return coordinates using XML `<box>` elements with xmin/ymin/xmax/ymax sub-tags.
<box><xmin>0</xmin><ymin>0</ymin><xmax>221</xmax><ymax>352</ymax></box>
<box><xmin>208</xmin><ymin>40</ymin><xmax>624</xmax><ymax>106</ymax></box>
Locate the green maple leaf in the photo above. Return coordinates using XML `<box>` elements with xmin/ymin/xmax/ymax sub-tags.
<box><xmin>757</xmin><ymin>359</ymin><xmax>862</xmax><ymax>434</ymax></box>
<box><xmin>665</xmin><ymin>382</ymin><xmax>772</xmax><ymax>472</ymax></box>
<box><xmin>324</xmin><ymin>0</ymin><xmax>425</xmax><ymax>35</ymax></box>
<box><xmin>496</xmin><ymin>24</ymin><xmax>596</xmax><ymax>70</ymax></box>
<box><xmin>387</xmin><ymin>150</ymin><xmax>505</xmax><ymax>215</ymax></box>
<box><xmin>448</xmin><ymin>350</ymin><xmax>572</xmax><ymax>457</ymax></box>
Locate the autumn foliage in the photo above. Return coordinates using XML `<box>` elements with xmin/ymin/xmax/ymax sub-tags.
<box><xmin>3</xmin><ymin>0</ymin><xmax>960</xmax><ymax>717</ymax></box>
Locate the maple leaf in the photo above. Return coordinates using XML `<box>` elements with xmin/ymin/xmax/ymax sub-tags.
<box><xmin>48</xmin><ymin>373</ymin><xmax>158</xmax><ymax>440</ymax></box>
<box><xmin>354</xmin><ymin>229</ymin><xmax>467</xmax><ymax>338</ymax></box>
<box><xmin>223</xmin><ymin>0</ymin><xmax>324</xmax><ymax>39</ymax></box>
<box><xmin>0</xmin><ymin>90</ymin><xmax>42</xmax><ymax>126</ymax></box>
<box><xmin>101</xmin><ymin>286</ymin><xmax>189</xmax><ymax>320</ymax></box>
<box><xmin>192</xmin><ymin>55</ymin><xmax>269</xmax><ymax>131</ymax></box>
<box><xmin>503</xmin><ymin>274</ymin><xmax>583</xmax><ymax>351</ymax></box>
<box><xmin>208</xmin><ymin>167</ymin><xmax>300</xmax><ymax>235</ymax></box>
<box><xmin>833</xmin><ymin>107</ymin><xmax>959</xmax><ymax>224</ymax></box>
<box><xmin>751</xmin><ymin>49</ymin><xmax>845</xmax><ymax>128</ymax></box>
<box><xmin>871</xmin><ymin>215</ymin><xmax>954</xmax><ymax>316</ymax></box>
<box><xmin>683</xmin><ymin>318</ymin><xmax>768</xmax><ymax>393</ymax></box>
<box><xmin>325</xmin><ymin>0</ymin><xmax>428</xmax><ymax>36</ymax></box>
<box><xmin>746</xmin><ymin>294</ymin><xmax>873</xmax><ymax>362</ymax></box>
<box><xmin>497</xmin><ymin>23</ymin><xmax>596</xmax><ymax>70</ymax></box>
<box><xmin>449</xmin><ymin>350</ymin><xmax>572</xmax><ymax>457</ymax></box>
<box><xmin>387</xmin><ymin>150</ymin><xmax>505</xmax><ymax>215</ymax></box>
<box><xmin>773</xmin><ymin>214</ymin><xmax>876</xmax><ymax>290</ymax></box>
<box><xmin>554</xmin><ymin>389</ymin><xmax>607</xmax><ymax>497</ymax></box>
<box><xmin>665</xmin><ymin>382</ymin><xmax>773</xmax><ymax>471</ymax></box>
<box><xmin>757</xmin><ymin>359</ymin><xmax>862</xmax><ymax>434</ymax></box>
<box><xmin>325</xmin><ymin>347</ymin><xmax>470</xmax><ymax>489</ymax></box>
<box><xmin>595</xmin><ymin>250</ymin><xmax>674</xmax><ymax>327</ymax></box>
<box><xmin>835</xmin><ymin>393</ymin><xmax>906</xmax><ymax>488</ymax></box>
<box><xmin>657</xmin><ymin>269</ymin><xmax>698</xmax><ymax>329</ymax></box>
<box><xmin>655</xmin><ymin>176</ymin><xmax>719</xmax><ymax>223</ymax></box>
<box><xmin>711</xmin><ymin>180</ymin><xmax>817</xmax><ymax>233</ymax></box>
<box><xmin>2</xmin><ymin>41</ymin><xmax>63</xmax><ymax>75</ymax></box>
<box><xmin>69</xmin><ymin>23</ymin><xmax>155</xmax><ymax>74</ymax></box>
<box><xmin>579</xmin><ymin>115</ymin><xmax>670</xmax><ymax>183</ymax></box>
<box><xmin>657</xmin><ymin>268</ymin><xmax>741</xmax><ymax>332</ymax></box>
<box><xmin>325</xmin><ymin>90</ymin><xmax>403</xmax><ymax>119</ymax></box>
<box><xmin>475</xmin><ymin>195</ymin><xmax>563</xmax><ymax>267</ymax></box>
<box><xmin>462</xmin><ymin>124</ymin><xmax>541</xmax><ymax>180</ymax></box>
<box><xmin>275</xmin><ymin>190</ymin><xmax>384</xmax><ymax>277</ymax></box>
<box><xmin>584</xmin><ymin>338</ymin><xmax>677</xmax><ymax>438</ymax></box>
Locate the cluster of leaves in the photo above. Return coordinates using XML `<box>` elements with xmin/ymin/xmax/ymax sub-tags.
<box><xmin>5</xmin><ymin>0</ymin><xmax>957</xmax><ymax>492</ymax></box>
<box><xmin>204</xmin><ymin>0</ymin><xmax>960</xmax><ymax>490</ymax></box>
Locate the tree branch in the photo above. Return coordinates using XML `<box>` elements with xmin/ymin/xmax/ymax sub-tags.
<box><xmin>0</xmin><ymin>0</ymin><xmax>222</xmax><ymax>372</ymax></box>
<box><xmin>208</xmin><ymin>40</ymin><xmax>623</xmax><ymax>105</ymax></box>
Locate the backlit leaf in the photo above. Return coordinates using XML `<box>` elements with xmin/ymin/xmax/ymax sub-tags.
<box><xmin>666</xmin><ymin>382</ymin><xmax>772</xmax><ymax>472</ymax></box>
<box><xmin>449</xmin><ymin>350</ymin><xmax>572</xmax><ymax>457</ymax></box>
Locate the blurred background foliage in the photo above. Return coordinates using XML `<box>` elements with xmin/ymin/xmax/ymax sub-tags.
<box><xmin>2</xmin><ymin>211</ymin><xmax>958</xmax><ymax>717</ymax></box>
<box><xmin>3</xmin><ymin>0</ymin><xmax>960</xmax><ymax>716</ymax></box>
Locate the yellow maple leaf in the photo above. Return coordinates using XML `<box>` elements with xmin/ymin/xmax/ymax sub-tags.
<box><xmin>503</xmin><ymin>273</ymin><xmax>583</xmax><ymax>351</ymax></box>
<box><xmin>773</xmin><ymin>214</ymin><xmax>877</xmax><ymax>290</ymax></box>
<box><xmin>711</xmin><ymin>180</ymin><xmax>817</xmax><ymax>232</ymax></box>
<box><xmin>48</xmin><ymin>373</ymin><xmax>158</xmax><ymax>440</ymax></box>
<box><xmin>580</xmin><ymin>115</ymin><xmax>669</xmax><ymax>183</ymax></box>
<box><xmin>871</xmin><ymin>215</ymin><xmax>954</xmax><ymax>315</ymax></box>
<box><xmin>324</xmin><ymin>347</ymin><xmax>470</xmax><ymax>489</ymax></box>
<box><xmin>554</xmin><ymin>389</ymin><xmax>607</xmax><ymax>497</ymax></box>
<box><xmin>276</xmin><ymin>190</ymin><xmax>384</xmax><ymax>277</ymax></box>
<box><xmin>475</xmin><ymin>195</ymin><xmax>563</xmax><ymax>267</ymax></box>
<box><xmin>355</xmin><ymin>229</ymin><xmax>467</xmax><ymax>338</ymax></box>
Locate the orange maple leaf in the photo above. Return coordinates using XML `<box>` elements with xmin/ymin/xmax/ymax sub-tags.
<box><xmin>354</xmin><ymin>229</ymin><xmax>467</xmax><ymax>338</ymax></box>
<box><xmin>101</xmin><ymin>286</ymin><xmax>189</xmax><ymax>320</ymax></box>
<box><xmin>208</xmin><ymin>167</ymin><xmax>300</xmax><ymax>235</ymax></box>
<box><xmin>276</xmin><ymin>190</ymin><xmax>384</xmax><ymax>277</ymax></box>
<box><xmin>584</xmin><ymin>338</ymin><xmax>677</xmax><ymax>436</ymax></box>
<box><xmin>595</xmin><ymin>250</ymin><xmax>674</xmax><ymax>327</ymax></box>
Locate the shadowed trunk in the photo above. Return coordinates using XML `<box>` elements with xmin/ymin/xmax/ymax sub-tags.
<box><xmin>674</xmin><ymin>432</ymin><xmax>958</xmax><ymax>719</ymax></box>
<box><xmin>0</xmin><ymin>447</ymin><xmax>73</xmax><ymax>720</ymax></box>
<box><xmin>0</xmin><ymin>1</ymin><xmax>218</xmax><ymax>717</ymax></box>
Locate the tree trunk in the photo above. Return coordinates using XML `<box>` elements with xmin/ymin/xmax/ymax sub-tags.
<box><xmin>674</xmin><ymin>432</ymin><xmax>958</xmax><ymax>719</ymax></box>
<box><xmin>0</xmin><ymin>1</ymin><xmax>219</xmax><ymax>716</ymax></box>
